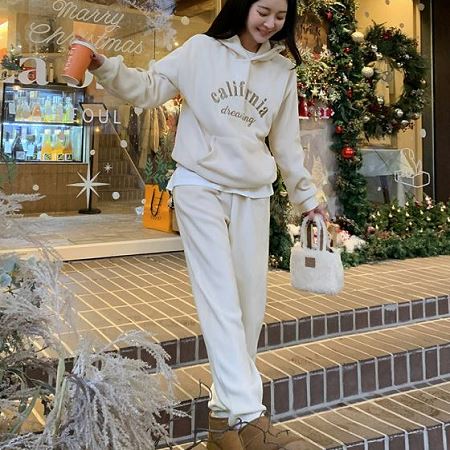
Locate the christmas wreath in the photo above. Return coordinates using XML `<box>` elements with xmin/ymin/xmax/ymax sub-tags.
<box><xmin>360</xmin><ymin>24</ymin><xmax>427</xmax><ymax>138</ymax></box>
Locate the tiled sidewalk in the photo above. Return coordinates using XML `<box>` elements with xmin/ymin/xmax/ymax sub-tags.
<box><xmin>0</xmin><ymin>213</ymin><xmax>183</xmax><ymax>260</ymax></box>
<box><xmin>56</xmin><ymin>254</ymin><xmax>450</xmax><ymax>359</ymax></box>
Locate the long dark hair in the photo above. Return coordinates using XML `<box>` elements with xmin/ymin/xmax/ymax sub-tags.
<box><xmin>205</xmin><ymin>0</ymin><xmax>302</xmax><ymax>66</ymax></box>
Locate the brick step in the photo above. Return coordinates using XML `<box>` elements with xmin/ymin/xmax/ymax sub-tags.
<box><xmin>60</xmin><ymin>255</ymin><xmax>450</xmax><ymax>370</ymax></box>
<box><xmin>166</xmin><ymin>380</ymin><xmax>450</xmax><ymax>449</ymax></box>
<box><xmin>164</xmin><ymin>318</ymin><xmax>450</xmax><ymax>443</ymax></box>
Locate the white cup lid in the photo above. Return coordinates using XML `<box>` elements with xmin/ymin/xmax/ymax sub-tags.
<box><xmin>71</xmin><ymin>39</ymin><xmax>96</xmax><ymax>53</ymax></box>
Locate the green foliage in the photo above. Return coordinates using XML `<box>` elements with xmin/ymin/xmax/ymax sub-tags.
<box><xmin>270</xmin><ymin>194</ymin><xmax>450</xmax><ymax>270</ymax></box>
<box><xmin>144</xmin><ymin>151</ymin><xmax>175</xmax><ymax>192</ymax></box>
<box><xmin>325</xmin><ymin>0</ymin><xmax>371</xmax><ymax>227</ymax></box>
<box><xmin>144</xmin><ymin>134</ymin><xmax>176</xmax><ymax>191</ymax></box>
<box><xmin>342</xmin><ymin>229</ymin><xmax>450</xmax><ymax>267</ymax></box>
<box><xmin>341</xmin><ymin>197</ymin><xmax>450</xmax><ymax>267</ymax></box>
<box><xmin>0</xmin><ymin>45</ymin><xmax>22</xmax><ymax>71</ymax></box>
<box><xmin>269</xmin><ymin>174</ymin><xmax>292</xmax><ymax>270</ymax></box>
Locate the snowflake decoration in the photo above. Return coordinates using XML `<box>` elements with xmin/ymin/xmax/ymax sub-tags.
<box><xmin>121</xmin><ymin>0</ymin><xmax>176</xmax><ymax>49</ymax></box>
<box><xmin>104</xmin><ymin>163</ymin><xmax>113</xmax><ymax>174</ymax></box>
<box><xmin>156</xmin><ymin>25</ymin><xmax>177</xmax><ymax>50</ymax></box>
<box><xmin>67</xmin><ymin>168</ymin><xmax>109</xmax><ymax>209</ymax></box>
<box><xmin>121</xmin><ymin>0</ymin><xmax>175</xmax><ymax>29</ymax></box>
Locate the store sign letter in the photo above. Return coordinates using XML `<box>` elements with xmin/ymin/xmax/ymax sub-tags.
<box><xmin>82</xmin><ymin>108</ymin><xmax>121</xmax><ymax>124</ymax></box>
<box><xmin>17</xmin><ymin>58</ymin><xmax>49</xmax><ymax>85</ymax></box>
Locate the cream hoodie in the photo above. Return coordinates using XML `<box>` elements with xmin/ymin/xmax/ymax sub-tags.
<box><xmin>91</xmin><ymin>34</ymin><xmax>318</xmax><ymax>212</ymax></box>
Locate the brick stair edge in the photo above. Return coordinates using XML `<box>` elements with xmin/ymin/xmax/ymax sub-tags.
<box><xmin>24</xmin><ymin>294</ymin><xmax>450</xmax><ymax>386</ymax></box>
<box><xmin>122</xmin><ymin>294</ymin><xmax>450</xmax><ymax>369</ymax></box>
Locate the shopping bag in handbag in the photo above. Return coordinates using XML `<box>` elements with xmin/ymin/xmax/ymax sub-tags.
<box><xmin>290</xmin><ymin>214</ymin><xmax>344</xmax><ymax>295</ymax></box>
<box><xmin>143</xmin><ymin>184</ymin><xmax>173</xmax><ymax>232</ymax></box>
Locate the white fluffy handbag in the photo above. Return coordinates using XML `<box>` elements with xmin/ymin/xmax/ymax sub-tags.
<box><xmin>290</xmin><ymin>215</ymin><xmax>344</xmax><ymax>295</ymax></box>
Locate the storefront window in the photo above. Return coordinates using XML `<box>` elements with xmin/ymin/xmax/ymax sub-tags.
<box><xmin>0</xmin><ymin>0</ymin><xmax>219</xmax><ymax>213</ymax></box>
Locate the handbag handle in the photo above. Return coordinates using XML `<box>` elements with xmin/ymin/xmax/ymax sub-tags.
<box><xmin>150</xmin><ymin>189</ymin><xmax>163</xmax><ymax>217</ymax></box>
<box><xmin>300</xmin><ymin>214</ymin><xmax>330</xmax><ymax>252</ymax></box>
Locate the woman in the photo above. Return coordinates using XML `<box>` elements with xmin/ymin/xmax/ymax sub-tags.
<box><xmin>87</xmin><ymin>0</ymin><xmax>326</xmax><ymax>448</ymax></box>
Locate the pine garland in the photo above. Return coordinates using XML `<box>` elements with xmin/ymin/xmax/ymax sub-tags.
<box><xmin>324</xmin><ymin>0</ymin><xmax>371</xmax><ymax>226</ymax></box>
<box><xmin>269</xmin><ymin>174</ymin><xmax>292</xmax><ymax>270</ymax></box>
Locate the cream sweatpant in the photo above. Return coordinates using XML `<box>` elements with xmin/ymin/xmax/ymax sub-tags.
<box><xmin>173</xmin><ymin>186</ymin><xmax>270</xmax><ymax>426</ymax></box>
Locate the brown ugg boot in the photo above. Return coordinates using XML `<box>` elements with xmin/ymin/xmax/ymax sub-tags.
<box><xmin>207</xmin><ymin>414</ymin><xmax>244</xmax><ymax>450</ymax></box>
<box><xmin>239</xmin><ymin>415</ymin><xmax>302</xmax><ymax>449</ymax></box>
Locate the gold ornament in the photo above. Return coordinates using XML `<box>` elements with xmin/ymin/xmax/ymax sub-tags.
<box><xmin>362</xmin><ymin>66</ymin><xmax>374</xmax><ymax>78</ymax></box>
<box><xmin>351</xmin><ymin>31</ymin><xmax>365</xmax><ymax>43</ymax></box>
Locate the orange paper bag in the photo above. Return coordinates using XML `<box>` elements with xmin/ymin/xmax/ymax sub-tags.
<box><xmin>143</xmin><ymin>184</ymin><xmax>172</xmax><ymax>232</ymax></box>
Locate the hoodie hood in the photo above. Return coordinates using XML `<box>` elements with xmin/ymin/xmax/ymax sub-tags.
<box><xmin>218</xmin><ymin>34</ymin><xmax>285</xmax><ymax>62</ymax></box>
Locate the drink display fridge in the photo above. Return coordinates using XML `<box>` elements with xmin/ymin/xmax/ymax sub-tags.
<box><xmin>1</xmin><ymin>82</ymin><xmax>86</xmax><ymax>163</ymax></box>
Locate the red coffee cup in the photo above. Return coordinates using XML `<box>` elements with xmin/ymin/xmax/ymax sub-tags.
<box><xmin>62</xmin><ymin>39</ymin><xmax>96</xmax><ymax>85</ymax></box>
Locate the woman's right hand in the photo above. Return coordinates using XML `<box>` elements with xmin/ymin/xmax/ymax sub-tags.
<box><xmin>88</xmin><ymin>53</ymin><xmax>105</xmax><ymax>71</ymax></box>
<box><xmin>73</xmin><ymin>35</ymin><xmax>105</xmax><ymax>70</ymax></box>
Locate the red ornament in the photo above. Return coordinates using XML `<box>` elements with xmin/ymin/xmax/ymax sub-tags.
<box><xmin>335</xmin><ymin>125</ymin><xmax>344</xmax><ymax>134</ymax></box>
<box><xmin>344</xmin><ymin>47</ymin><xmax>351</xmax><ymax>54</ymax></box>
<box><xmin>346</xmin><ymin>89</ymin><xmax>353</xmax><ymax>99</ymax></box>
<box><xmin>341</xmin><ymin>146</ymin><xmax>356</xmax><ymax>159</ymax></box>
<box><xmin>325</xmin><ymin>10</ymin><xmax>333</xmax><ymax>21</ymax></box>
<box><xmin>298</xmin><ymin>97</ymin><xmax>309</xmax><ymax>118</ymax></box>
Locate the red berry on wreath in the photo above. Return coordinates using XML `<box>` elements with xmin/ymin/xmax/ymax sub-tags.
<box><xmin>344</xmin><ymin>47</ymin><xmax>351</xmax><ymax>54</ymax></box>
<box><xmin>341</xmin><ymin>146</ymin><xmax>356</xmax><ymax>159</ymax></box>
<box><xmin>325</xmin><ymin>10</ymin><xmax>333</xmax><ymax>21</ymax></box>
<box><xmin>346</xmin><ymin>88</ymin><xmax>353</xmax><ymax>99</ymax></box>
<box><xmin>335</xmin><ymin>125</ymin><xmax>344</xmax><ymax>134</ymax></box>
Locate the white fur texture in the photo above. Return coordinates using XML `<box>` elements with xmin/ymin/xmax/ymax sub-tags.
<box><xmin>290</xmin><ymin>245</ymin><xmax>344</xmax><ymax>295</ymax></box>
